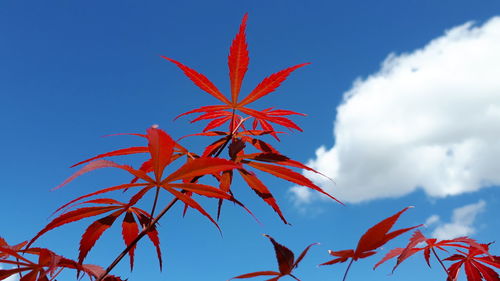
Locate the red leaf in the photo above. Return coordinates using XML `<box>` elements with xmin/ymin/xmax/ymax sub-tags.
<box><xmin>444</xmin><ymin>244</ymin><xmax>500</xmax><ymax>281</ymax></box>
<box><xmin>238</xmin><ymin>63</ymin><xmax>310</xmax><ymax>107</ymax></box>
<box><xmin>166</xmin><ymin>183</ymin><xmax>231</xmax><ymax>199</ymax></box>
<box><xmin>175</xmin><ymin>105</ymin><xmax>231</xmax><ymax>120</ymax></box>
<box><xmin>0</xmin><ymin>246</ymin><xmax>34</xmax><ymax>264</ymax></box>
<box><xmin>229</xmin><ymin>271</ymin><xmax>280</xmax><ymax>280</ymax></box>
<box><xmin>228</xmin><ymin>13</ymin><xmax>249</xmax><ymax>103</ymax></box>
<box><xmin>355</xmin><ymin>207</ymin><xmax>419</xmax><ymax>258</ymax></box>
<box><xmin>53</xmin><ymin>183</ymin><xmax>148</xmax><ymax>215</ymax></box>
<box><xmin>378</xmin><ymin>230</ymin><xmax>490</xmax><ymax>273</ymax></box>
<box><xmin>70</xmin><ymin>146</ymin><xmax>149</xmax><ymax>168</ymax></box>
<box><xmin>122</xmin><ymin>211</ymin><xmax>139</xmax><ymax>270</ymax></box>
<box><xmin>264</xmin><ymin>234</ymin><xmax>294</xmax><ymax>275</ymax></box>
<box><xmin>29</xmin><ymin>206</ymin><xmax>121</xmax><ymax>247</ymax></box>
<box><xmin>161</xmin><ymin>56</ymin><xmax>231</xmax><ymax>104</ymax></box>
<box><xmin>146</xmin><ymin>127</ymin><xmax>175</xmax><ymax>181</ymax></box>
<box><xmin>373</xmin><ymin>248</ymin><xmax>406</xmax><ymax>270</ymax></box>
<box><xmin>238</xmin><ymin>169</ymin><xmax>288</xmax><ymax>224</ymax></box>
<box><xmin>321</xmin><ymin>207</ymin><xmax>418</xmax><ymax>268</ymax></box>
<box><xmin>293</xmin><ymin>242</ymin><xmax>320</xmax><ymax>268</ymax></box>
<box><xmin>137</xmin><ymin>214</ymin><xmax>162</xmax><ymax>270</ymax></box>
<box><xmin>54</xmin><ymin>160</ymin><xmax>154</xmax><ymax>190</ymax></box>
<box><xmin>203</xmin><ymin>137</ymin><xmax>229</xmax><ymax>157</ymax></box>
<box><xmin>163</xmin><ymin>157</ymin><xmax>240</xmax><ymax>183</ymax></box>
<box><xmin>166</xmin><ymin>188</ymin><xmax>221</xmax><ymax>232</ymax></box>
<box><xmin>246</xmin><ymin>161</ymin><xmax>342</xmax><ymax>204</ymax></box>
<box><xmin>319</xmin><ymin>250</ymin><xmax>355</xmax><ymax>266</ymax></box>
<box><xmin>0</xmin><ymin>268</ymin><xmax>27</xmax><ymax>280</ymax></box>
<box><xmin>191</xmin><ymin>110</ymin><xmax>232</xmax><ymax>123</ymax></box>
<box><xmin>78</xmin><ymin>211</ymin><xmax>122</xmax><ymax>264</ymax></box>
<box><xmin>240</xmin><ymin>107</ymin><xmax>303</xmax><ymax>132</ymax></box>
<box><xmin>473</xmin><ymin>261</ymin><xmax>500</xmax><ymax>281</ymax></box>
<box><xmin>203</xmin><ymin>116</ymin><xmax>232</xmax><ymax>132</ymax></box>
<box><xmin>230</xmin><ymin>235</ymin><xmax>315</xmax><ymax>281</ymax></box>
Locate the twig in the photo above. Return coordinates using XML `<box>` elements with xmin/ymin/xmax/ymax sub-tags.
<box><xmin>342</xmin><ymin>259</ymin><xmax>354</xmax><ymax>281</ymax></box>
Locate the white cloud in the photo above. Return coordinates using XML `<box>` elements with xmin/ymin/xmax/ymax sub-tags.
<box><xmin>291</xmin><ymin>16</ymin><xmax>500</xmax><ymax>204</ymax></box>
<box><xmin>425</xmin><ymin>214</ymin><xmax>440</xmax><ymax>227</ymax></box>
<box><xmin>430</xmin><ymin>200</ymin><xmax>486</xmax><ymax>240</ymax></box>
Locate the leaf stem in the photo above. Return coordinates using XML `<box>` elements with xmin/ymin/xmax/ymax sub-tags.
<box><xmin>342</xmin><ymin>259</ymin><xmax>354</xmax><ymax>281</ymax></box>
<box><xmin>213</xmin><ymin>109</ymin><xmax>237</xmax><ymax>157</ymax></box>
<box><xmin>149</xmin><ymin>187</ymin><xmax>161</xmax><ymax>218</ymax></box>
<box><xmin>431</xmin><ymin>248</ymin><xmax>448</xmax><ymax>275</ymax></box>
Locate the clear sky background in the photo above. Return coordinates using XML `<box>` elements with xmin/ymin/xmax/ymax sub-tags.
<box><xmin>1</xmin><ymin>1</ymin><xmax>499</xmax><ymax>281</ymax></box>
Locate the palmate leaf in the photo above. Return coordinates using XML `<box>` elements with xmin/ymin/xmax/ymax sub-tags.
<box><xmin>31</xmin><ymin>156</ymin><xmax>241</xmax><ymax>267</ymax></box>
<box><xmin>229</xmin><ymin>235</ymin><xmax>318</xmax><ymax>281</ymax></box>
<box><xmin>320</xmin><ymin>207</ymin><xmax>420</xmax><ymax>275</ymax></box>
<box><xmin>197</xmin><ymin>134</ymin><xmax>340</xmax><ymax>224</ymax></box>
<box><xmin>228</xmin><ymin>13</ymin><xmax>249</xmax><ymax>104</ymax></box>
<box><xmin>28</xmin><ymin>191</ymin><xmax>162</xmax><ymax>269</ymax></box>
<box><xmin>444</xmin><ymin>244</ymin><xmax>500</xmax><ymax>281</ymax></box>
<box><xmin>25</xmin><ymin>126</ymin><xmax>247</xmax><ymax>275</ymax></box>
<box><xmin>0</xmin><ymin>245</ymin><xmax>104</xmax><ymax>281</ymax></box>
<box><xmin>374</xmin><ymin>229</ymin><xmax>487</xmax><ymax>273</ymax></box>
<box><xmin>162</xmin><ymin>14</ymin><xmax>309</xmax><ymax>135</ymax></box>
<box><xmin>205</xmin><ymin>135</ymin><xmax>340</xmax><ymax>224</ymax></box>
<box><xmin>51</xmin><ymin>126</ymin><xmax>242</xmax><ymax>230</ymax></box>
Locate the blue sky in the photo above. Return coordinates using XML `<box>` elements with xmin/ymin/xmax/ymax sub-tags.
<box><xmin>1</xmin><ymin>1</ymin><xmax>499</xmax><ymax>281</ymax></box>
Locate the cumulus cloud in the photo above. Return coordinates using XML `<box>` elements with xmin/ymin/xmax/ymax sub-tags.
<box><xmin>430</xmin><ymin>200</ymin><xmax>486</xmax><ymax>240</ymax></box>
<box><xmin>291</xmin><ymin>16</ymin><xmax>500</xmax><ymax>204</ymax></box>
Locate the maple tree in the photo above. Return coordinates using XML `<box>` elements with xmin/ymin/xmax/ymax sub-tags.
<box><xmin>1</xmin><ymin>13</ymin><xmax>498</xmax><ymax>281</ymax></box>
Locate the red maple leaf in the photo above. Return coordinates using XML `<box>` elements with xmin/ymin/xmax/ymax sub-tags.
<box><xmin>320</xmin><ymin>207</ymin><xmax>421</xmax><ymax>280</ymax></box>
<box><xmin>162</xmin><ymin>14</ymin><xmax>309</xmax><ymax>139</ymax></box>
<box><xmin>374</xmin><ymin>229</ymin><xmax>484</xmax><ymax>273</ymax></box>
<box><xmin>27</xmin><ymin>127</ymin><xmax>243</xmax><ymax>271</ymax></box>
<box><xmin>0</xmin><ymin>243</ymin><xmax>105</xmax><ymax>281</ymax></box>
<box><xmin>445</xmin><ymin>243</ymin><xmax>499</xmax><ymax>281</ymax></box>
<box><xmin>229</xmin><ymin>234</ymin><xmax>318</xmax><ymax>281</ymax></box>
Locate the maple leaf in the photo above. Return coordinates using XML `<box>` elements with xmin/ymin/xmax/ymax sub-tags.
<box><xmin>25</xmin><ymin>126</ymin><xmax>246</xmax><ymax>276</ymax></box>
<box><xmin>229</xmin><ymin>234</ymin><xmax>318</xmax><ymax>281</ymax></box>
<box><xmin>374</xmin><ymin>229</ymin><xmax>484</xmax><ymax>273</ymax></box>
<box><xmin>444</xmin><ymin>243</ymin><xmax>500</xmax><ymax>281</ymax></box>
<box><xmin>202</xmin><ymin>134</ymin><xmax>340</xmax><ymax>224</ymax></box>
<box><xmin>320</xmin><ymin>207</ymin><xmax>421</xmax><ymax>281</ymax></box>
<box><xmin>0</xmin><ymin>245</ymin><xmax>103</xmax><ymax>281</ymax></box>
<box><xmin>50</xmin><ymin>127</ymin><xmax>242</xmax><ymax>230</ymax></box>
<box><xmin>162</xmin><ymin>14</ymin><xmax>309</xmax><ymax>137</ymax></box>
<box><xmin>29</xmin><ymin>194</ymin><xmax>163</xmax><ymax>270</ymax></box>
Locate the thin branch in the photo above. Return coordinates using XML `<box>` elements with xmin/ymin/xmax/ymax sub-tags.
<box><xmin>342</xmin><ymin>259</ymin><xmax>354</xmax><ymax>281</ymax></box>
<box><xmin>96</xmin><ymin>196</ymin><xmax>179</xmax><ymax>281</ymax></box>
<box><xmin>149</xmin><ymin>187</ymin><xmax>161</xmax><ymax>219</ymax></box>
<box><xmin>431</xmin><ymin>248</ymin><xmax>448</xmax><ymax>274</ymax></box>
